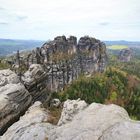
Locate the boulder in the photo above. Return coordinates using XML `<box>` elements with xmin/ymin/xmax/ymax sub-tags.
<box><xmin>2</xmin><ymin>100</ymin><xmax>140</xmax><ymax>140</ymax></box>
<box><xmin>22</xmin><ymin>64</ymin><xmax>48</xmax><ymax>102</ymax></box>
<box><xmin>57</xmin><ymin>99</ymin><xmax>88</xmax><ymax>126</ymax></box>
<box><xmin>0</xmin><ymin>69</ymin><xmax>32</xmax><ymax>135</ymax></box>
<box><xmin>1</xmin><ymin>101</ymin><xmax>54</xmax><ymax>140</ymax></box>
<box><xmin>49</xmin><ymin>100</ymin><xmax>140</xmax><ymax>140</ymax></box>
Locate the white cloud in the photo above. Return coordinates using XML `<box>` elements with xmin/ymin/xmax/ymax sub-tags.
<box><xmin>0</xmin><ymin>0</ymin><xmax>140</xmax><ymax>40</ymax></box>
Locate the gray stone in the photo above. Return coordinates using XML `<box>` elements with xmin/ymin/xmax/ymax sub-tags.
<box><xmin>0</xmin><ymin>69</ymin><xmax>32</xmax><ymax>135</ymax></box>
<box><xmin>119</xmin><ymin>48</ymin><xmax>133</xmax><ymax>62</ymax></box>
<box><xmin>99</xmin><ymin>121</ymin><xmax>140</xmax><ymax>140</ymax></box>
<box><xmin>15</xmin><ymin>35</ymin><xmax>107</xmax><ymax>92</ymax></box>
<box><xmin>1</xmin><ymin>101</ymin><xmax>55</xmax><ymax>140</ymax></box>
<box><xmin>1</xmin><ymin>100</ymin><xmax>140</xmax><ymax>140</ymax></box>
<box><xmin>48</xmin><ymin>101</ymin><xmax>140</xmax><ymax>140</ymax></box>
<box><xmin>58</xmin><ymin>99</ymin><xmax>88</xmax><ymax>126</ymax></box>
<box><xmin>22</xmin><ymin>64</ymin><xmax>48</xmax><ymax>102</ymax></box>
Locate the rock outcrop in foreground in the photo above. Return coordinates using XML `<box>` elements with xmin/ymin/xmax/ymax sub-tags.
<box><xmin>0</xmin><ymin>101</ymin><xmax>54</xmax><ymax>140</ymax></box>
<box><xmin>0</xmin><ymin>69</ymin><xmax>32</xmax><ymax>135</ymax></box>
<box><xmin>1</xmin><ymin>99</ymin><xmax>140</xmax><ymax>140</ymax></box>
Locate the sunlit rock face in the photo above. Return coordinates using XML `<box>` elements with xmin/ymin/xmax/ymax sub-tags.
<box><xmin>57</xmin><ymin>99</ymin><xmax>88</xmax><ymax>126</ymax></box>
<box><xmin>49</xmin><ymin>100</ymin><xmax>140</xmax><ymax>140</ymax></box>
<box><xmin>1</xmin><ymin>99</ymin><xmax>140</xmax><ymax>140</ymax></box>
<box><xmin>0</xmin><ymin>69</ymin><xmax>32</xmax><ymax>135</ymax></box>
<box><xmin>119</xmin><ymin>48</ymin><xmax>133</xmax><ymax>62</ymax></box>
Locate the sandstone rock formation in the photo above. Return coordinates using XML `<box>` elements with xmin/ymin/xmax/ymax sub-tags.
<box><xmin>1</xmin><ymin>99</ymin><xmax>140</xmax><ymax>140</ymax></box>
<box><xmin>22</xmin><ymin>64</ymin><xmax>48</xmax><ymax>102</ymax></box>
<box><xmin>119</xmin><ymin>48</ymin><xmax>133</xmax><ymax>62</ymax></box>
<box><xmin>49</xmin><ymin>101</ymin><xmax>140</xmax><ymax>140</ymax></box>
<box><xmin>14</xmin><ymin>36</ymin><xmax>107</xmax><ymax>92</ymax></box>
<box><xmin>57</xmin><ymin>99</ymin><xmax>88</xmax><ymax>126</ymax></box>
<box><xmin>0</xmin><ymin>69</ymin><xmax>32</xmax><ymax>135</ymax></box>
<box><xmin>0</xmin><ymin>101</ymin><xmax>54</xmax><ymax>140</ymax></box>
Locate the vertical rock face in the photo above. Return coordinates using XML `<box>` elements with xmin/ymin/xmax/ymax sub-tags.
<box><xmin>77</xmin><ymin>36</ymin><xmax>107</xmax><ymax>73</ymax></box>
<box><xmin>119</xmin><ymin>48</ymin><xmax>133</xmax><ymax>62</ymax></box>
<box><xmin>21</xmin><ymin>35</ymin><xmax>107</xmax><ymax>92</ymax></box>
<box><xmin>0</xmin><ymin>69</ymin><xmax>32</xmax><ymax>135</ymax></box>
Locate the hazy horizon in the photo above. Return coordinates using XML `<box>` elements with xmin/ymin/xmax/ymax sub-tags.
<box><xmin>0</xmin><ymin>0</ymin><xmax>140</xmax><ymax>41</ymax></box>
<box><xmin>0</xmin><ymin>37</ymin><xmax>140</xmax><ymax>42</ymax></box>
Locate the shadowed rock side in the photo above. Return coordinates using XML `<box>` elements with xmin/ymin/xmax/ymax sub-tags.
<box><xmin>22</xmin><ymin>64</ymin><xmax>48</xmax><ymax>102</ymax></box>
<box><xmin>0</xmin><ymin>69</ymin><xmax>32</xmax><ymax>135</ymax></box>
<box><xmin>1</xmin><ymin>99</ymin><xmax>140</xmax><ymax>140</ymax></box>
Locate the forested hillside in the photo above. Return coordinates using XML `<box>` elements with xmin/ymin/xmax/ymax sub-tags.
<box><xmin>0</xmin><ymin>39</ymin><xmax>44</xmax><ymax>56</ymax></box>
<box><xmin>53</xmin><ymin>47</ymin><xmax>140</xmax><ymax>120</ymax></box>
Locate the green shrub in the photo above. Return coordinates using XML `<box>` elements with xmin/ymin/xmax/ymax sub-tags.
<box><xmin>55</xmin><ymin>67</ymin><xmax>140</xmax><ymax>120</ymax></box>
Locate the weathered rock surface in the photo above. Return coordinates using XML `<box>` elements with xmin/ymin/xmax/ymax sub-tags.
<box><xmin>22</xmin><ymin>64</ymin><xmax>48</xmax><ymax>102</ymax></box>
<box><xmin>49</xmin><ymin>100</ymin><xmax>140</xmax><ymax>140</ymax></box>
<box><xmin>58</xmin><ymin>99</ymin><xmax>88</xmax><ymax>126</ymax></box>
<box><xmin>0</xmin><ymin>101</ymin><xmax>54</xmax><ymax>140</ymax></box>
<box><xmin>99</xmin><ymin>121</ymin><xmax>140</xmax><ymax>140</ymax></box>
<box><xmin>1</xmin><ymin>99</ymin><xmax>140</xmax><ymax>140</ymax></box>
<box><xmin>119</xmin><ymin>48</ymin><xmax>133</xmax><ymax>62</ymax></box>
<box><xmin>0</xmin><ymin>69</ymin><xmax>32</xmax><ymax>135</ymax></box>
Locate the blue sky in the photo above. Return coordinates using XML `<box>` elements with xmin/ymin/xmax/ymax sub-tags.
<box><xmin>0</xmin><ymin>0</ymin><xmax>140</xmax><ymax>41</ymax></box>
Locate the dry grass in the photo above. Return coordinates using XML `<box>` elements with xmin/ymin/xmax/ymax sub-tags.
<box><xmin>47</xmin><ymin>107</ymin><xmax>62</xmax><ymax>125</ymax></box>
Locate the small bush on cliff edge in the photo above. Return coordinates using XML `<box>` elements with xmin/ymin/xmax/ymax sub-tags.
<box><xmin>56</xmin><ymin>67</ymin><xmax>140</xmax><ymax>120</ymax></box>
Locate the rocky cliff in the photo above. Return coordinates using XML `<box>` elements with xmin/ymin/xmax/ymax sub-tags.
<box><xmin>13</xmin><ymin>35</ymin><xmax>107</xmax><ymax>93</ymax></box>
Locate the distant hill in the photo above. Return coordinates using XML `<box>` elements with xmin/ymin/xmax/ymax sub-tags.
<box><xmin>105</xmin><ymin>40</ymin><xmax>140</xmax><ymax>47</ymax></box>
<box><xmin>0</xmin><ymin>39</ymin><xmax>140</xmax><ymax>57</ymax></box>
<box><xmin>0</xmin><ymin>39</ymin><xmax>45</xmax><ymax>56</ymax></box>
